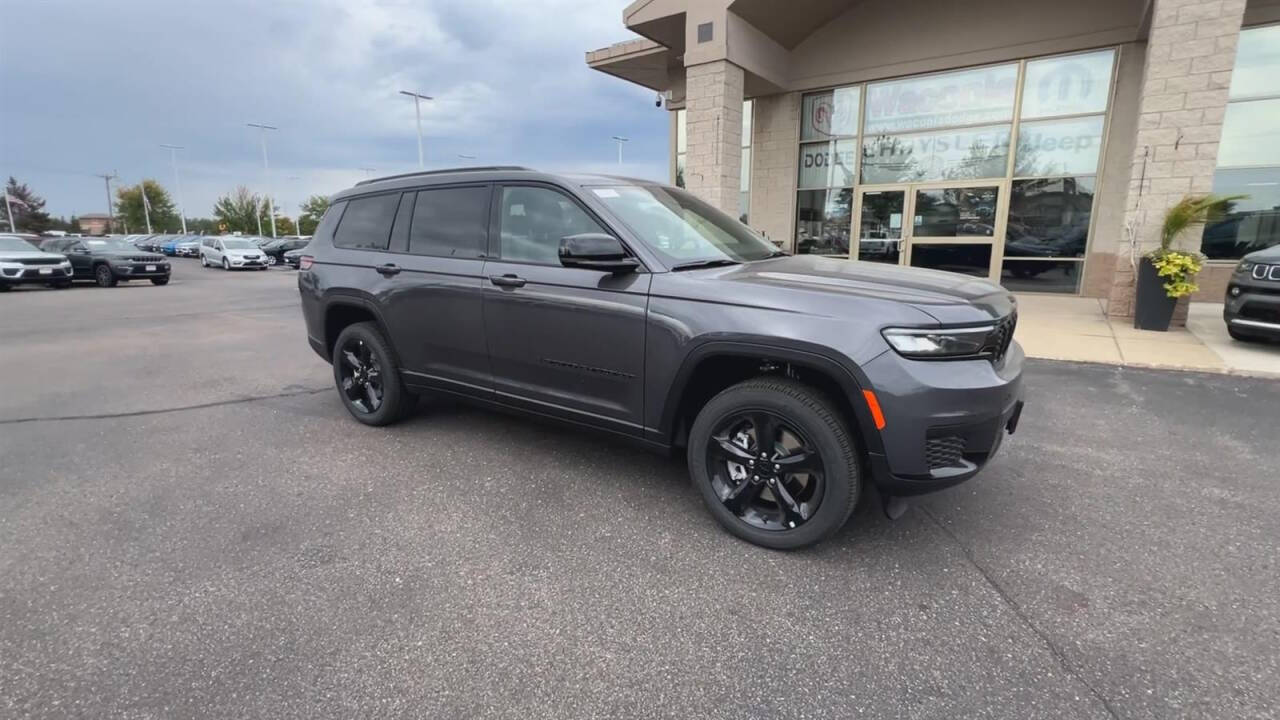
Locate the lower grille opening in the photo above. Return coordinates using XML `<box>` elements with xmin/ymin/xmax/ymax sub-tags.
<box><xmin>925</xmin><ymin>435</ymin><xmax>967</xmax><ymax>470</ymax></box>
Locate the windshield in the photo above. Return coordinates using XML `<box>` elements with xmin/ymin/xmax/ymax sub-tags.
<box><xmin>84</xmin><ymin>239</ymin><xmax>134</xmax><ymax>251</ymax></box>
<box><xmin>0</xmin><ymin>237</ymin><xmax>38</xmax><ymax>251</ymax></box>
<box><xmin>591</xmin><ymin>185</ymin><xmax>781</xmax><ymax>265</ymax></box>
<box><xmin>222</xmin><ymin>239</ymin><xmax>254</xmax><ymax>249</ymax></box>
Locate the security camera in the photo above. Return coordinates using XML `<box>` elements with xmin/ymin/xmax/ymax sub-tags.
<box><xmin>655</xmin><ymin>92</ymin><xmax>664</xmax><ymax>108</ymax></box>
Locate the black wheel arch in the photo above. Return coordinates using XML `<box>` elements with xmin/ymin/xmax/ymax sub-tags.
<box><xmin>318</xmin><ymin>291</ymin><xmax>401</xmax><ymax>365</ymax></box>
<box><xmin>658</xmin><ymin>339</ymin><xmax>885</xmax><ymax>457</ymax></box>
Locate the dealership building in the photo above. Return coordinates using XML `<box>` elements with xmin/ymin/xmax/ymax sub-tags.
<box><xmin>586</xmin><ymin>0</ymin><xmax>1280</xmax><ymax>317</ymax></box>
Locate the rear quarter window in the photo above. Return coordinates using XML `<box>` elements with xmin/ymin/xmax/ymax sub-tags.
<box><xmin>333</xmin><ymin>194</ymin><xmax>398</xmax><ymax>251</ymax></box>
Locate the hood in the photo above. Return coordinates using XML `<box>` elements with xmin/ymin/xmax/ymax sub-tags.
<box><xmin>225</xmin><ymin>248</ymin><xmax>261</xmax><ymax>257</ymax></box>
<box><xmin>1243</xmin><ymin>245</ymin><xmax>1280</xmax><ymax>263</ymax></box>
<box><xmin>0</xmin><ymin>249</ymin><xmax>68</xmax><ymax>262</ymax></box>
<box><xmin>681</xmin><ymin>254</ymin><xmax>1015</xmax><ymax>324</ymax></box>
<box><xmin>98</xmin><ymin>250</ymin><xmax>165</xmax><ymax>261</ymax></box>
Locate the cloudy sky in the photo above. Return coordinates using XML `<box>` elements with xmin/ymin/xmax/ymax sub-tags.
<box><xmin>0</xmin><ymin>0</ymin><xmax>664</xmax><ymax>220</ymax></box>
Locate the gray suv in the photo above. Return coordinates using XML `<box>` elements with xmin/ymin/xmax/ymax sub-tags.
<box><xmin>297</xmin><ymin>167</ymin><xmax>1025</xmax><ymax>549</ymax></box>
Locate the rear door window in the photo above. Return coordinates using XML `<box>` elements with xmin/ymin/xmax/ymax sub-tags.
<box><xmin>408</xmin><ymin>186</ymin><xmax>490</xmax><ymax>258</ymax></box>
<box><xmin>333</xmin><ymin>194</ymin><xmax>398</xmax><ymax>251</ymax></box>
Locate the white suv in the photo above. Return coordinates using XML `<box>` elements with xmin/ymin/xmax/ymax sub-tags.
<box><xmin>200</xmin><ymin>237</ymin><xmax>268</xmax><ymax>271</ymax></box>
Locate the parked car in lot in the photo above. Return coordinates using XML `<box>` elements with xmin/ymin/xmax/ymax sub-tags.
<box><xmin>199</xmin><ymin>236</ymin><xmax>268</xmax><ymax>270</ymax></box>
<box><xmin>174</xmin><ymin>237</ymin><xmax>201</xmax><ymax>257</ymax></box>
<box><xmin>1224</xmin><ymin>245</ymin><xmax>1280</xmax><ymax>342</ymax></box>
<box><xmin>282</xmin><ymin>244</ymin><xmax>309</xmax><ymax>268</ymax></box>
<box><xmin>40</xmin><ymin>236</ymin><xmax>170</xmax><ymax>287</ymax></box>
<box><xmin>160</xmin><ymin>236</ymin><xmax>184</xmax><ymax>256</ymax></box>
<box><xmin>0</xmin><ymin>234</ymin><xmax>75</xmax><ymax>290</ymax></box>
<box><xmin>1</xmin><ymin>232</ymin><xmax>45</xmax><ymax>249</ymax></box>
<box><xmin>259</xmin><ymin>237</ymin><xmax>311</xmax><ymax>266</ymax></box>
<box><xmin>297</xmin><ymin>168</ymin><xmax>1025</xmax><ymax>549</ymax></box>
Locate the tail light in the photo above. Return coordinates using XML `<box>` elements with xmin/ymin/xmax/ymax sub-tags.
<box><xmin>298</xmin><ymin>255</ymin><xmax>314</xmax><ymax>271</ymax></box>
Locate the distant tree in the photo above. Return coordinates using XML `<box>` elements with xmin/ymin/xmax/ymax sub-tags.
<box><xmin>298</xmin><ymin>194</ymin><xmax>330</xmax><ymax>235</ymax></box>
<box><xmin>273</xmin><ymin>215</ymin><xmax>297</xmax><ymax>235</ymax></box>
<box><xmin>212</xmin><ymin>186</ymin><xmax>274</xmax><ymax>234</ymax></box>
<box><xmin>2</xmin><ymin>177</ymin><xmax>53</xmax><ymax>233</ymax></box>
<box><xmin>185</xmin><ymin>217</ymin><xmax>220</xmax><ymax>234</ymax></box>
<box><xmin>116</xmin><ymin>180</ymin><xmax>179</xmax><ymax>233</ymax></box>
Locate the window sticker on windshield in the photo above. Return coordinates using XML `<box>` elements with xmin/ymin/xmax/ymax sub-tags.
<box><xmin>593</xmin><ymin>189</ymin><xmax>620</xmax><ymax>198</ymax></box>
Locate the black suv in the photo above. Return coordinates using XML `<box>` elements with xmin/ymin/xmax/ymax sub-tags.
<box><xmin>298</xmin><ymin>168</ymin><xmax>1025</xmax><ymax>549</ymax></box>
<box><xmin>260</xmin><ymin>237</ymin><xmax>311</xmax><ymax>266</ymax></box>
<box><xmin>40</xmin><ymin>237</ymin><xmax>170</xmax><ymax>287</ymax></box>
<box><xmin>1224</xmin><ymin>246</ymin><xmax>1280</xmax><ymax>342</ymax></box>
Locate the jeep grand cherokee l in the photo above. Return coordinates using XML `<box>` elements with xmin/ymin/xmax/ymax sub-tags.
<box><xmin>297</xmin><ymin>167</ymin><xmax>1025</xmax><ymax>549</ymax></box>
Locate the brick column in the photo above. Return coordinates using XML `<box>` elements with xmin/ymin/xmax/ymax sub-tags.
<box><xmin>1107</xmin><ymin>0</ymin><xmax>1245</xmax><ymax>320</ymax></box>
<box><xmin>684</xmin><ymin>60</ymin><xmax>744</xmax><ymax>214</ymax></box>
<box><xmin>748</xmin><ymin>92</ymin><xmax>801</xmax><ymax>247</ymax></box>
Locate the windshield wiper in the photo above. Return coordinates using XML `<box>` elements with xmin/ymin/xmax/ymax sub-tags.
<box><xmin>670</xmin><ymin>258</ymin><xmax>742</xmax><ymax>272</ymax></box>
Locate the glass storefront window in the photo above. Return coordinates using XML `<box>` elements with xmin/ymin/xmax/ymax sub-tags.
<box><xmin>1200</xmin><ymin>167</ymin><xmax>1280</xmax><ymax>259</ymax></box>
<box><xmin>1007</xmin><ymin>177</ymin><xmax>1094</xmax><ymax>258</ymax></box>
<box><xmin>909</xmin><ymin>243</ymin><xmax>992</xmax><ymax>277</ymax></box>
<box><xmin>801</xmin><ymin>87</ymin><xmax>861</xmax><ymax>141</ymax></box>
<box><xmin>857</xmin><ymin>190</ymin><xmax>904</xmax><ymax>264</ymax></box>
<box><xmin>864</xmin><ymin>63</ymin><xmax>1017</xmax><ymax>134</ymax></box>
<box><xmin>1015</xmin><ymin>115</ymin><xmax>1105</xmax><ymax>176</ymax></box>
<box><xmin>1000</xmin><ymin>260</ymin><xmax>1083</xmax><ymax>294</ymax></box>
<box><xmin>1020</xmin><ymin>50</ymin><xmax>1115</xmax><ymax>119</ymax></box>
<box><xmin>798</xmin><ymin>140</ymin><xmax>858</xmax><ymax>189</ymax></box>
<box><xmin>861</xmin><ymin>125</ymin><xmax>1011</xmax><ymax>184</ymax></box>
<box><xmin>913</xmin><ymin>187</ymin><xmax>999</xmax><ymax>237</ymax></box>
<box><xmin>1229</xmin><ymin>24</ymin><xmax>1280</xmax><ymax>100</ymax></box>
<box><xmin>795</xmin><ymin>189</ymin><xmax>852</xmax><ymax>256</ymax></box>
<box><xmin>1216</xmin><ymin>98</ymin><xmax>1280</xmax><ymax>168</ymax></box>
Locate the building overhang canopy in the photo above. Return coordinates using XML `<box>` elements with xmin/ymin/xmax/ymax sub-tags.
<box><xmin>585</xmin><ymin>38</ymin><xmax>676</xmax><ymax>92</ymax></box>
<box><xmin>728</xmin><ymin>0</ymin><xmax>857</xmax><ymax>49</ymax></box>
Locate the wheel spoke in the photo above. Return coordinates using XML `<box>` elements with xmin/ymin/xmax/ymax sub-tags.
<box><xmin>358</xmin><ymin>341</ymin><xmax>373</xmax><ymax>367</ymax></box>
<box><xmin>775</xmin><ymin>448</ymin><xmax>820</xmax><ymax>475</ymax></box>
<box><xmin>364</xmin><ymin>382</ymin><xmax>380</xmax><ymax>411</ymax></box>
<box><xmin>722</xmin><ymin>478</ymin><xmax>763</xmax><ymax>515</ymax></box>
<box><xmin>748</xmin><ymin>412</ymin><xmax>779</xmax><ymax>457</ymax></box>
<box><xmin>342</xmin><ymin>349</ymin><xmax>363</xmax><ymax>371</ymax></box>
<box><xmin>710</xmin><ymin>434</ymin><xmax>755</xmax><ymax>464</ymax></box>
<box><xmin>773</xmin><ymin>479</ymin><xmax>809</xmax><ymax>526</ymax></box>
<box><xmin>341</xmin><ymin>376</ymin><xmax>360</xmax><ymax>401</ymax></box>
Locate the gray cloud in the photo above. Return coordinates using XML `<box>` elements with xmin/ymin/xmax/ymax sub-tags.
<box><xmin>0</xmin><ymin>0</ymin><xmax>666</xmax><ymax>220</ymax></box>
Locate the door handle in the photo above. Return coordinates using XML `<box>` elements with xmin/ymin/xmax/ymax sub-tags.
<box><xmin>375</xmin><ymin>263</ymin><xmax>401</xmax><ymax>277</ymax></box>
<box><xmin>489</xmin><ymin>274</ymin><xmax>526</xmax><ymax>288</ymax></box>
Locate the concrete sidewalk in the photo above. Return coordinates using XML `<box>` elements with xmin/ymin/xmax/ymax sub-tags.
<box><xmin>1013</xmin><ymin>294</ymin><xmax>1280</xmax><ymax>378</ymax></box>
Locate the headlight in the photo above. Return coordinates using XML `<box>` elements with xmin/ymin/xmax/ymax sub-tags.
<box><xmin>1237</xmin><ymin>261</ymin><xmax>1255</xmax><ymax>273</ymax></box>
<box><xmin>0</xmin><ymin>261</ymin><xmax>22</xmax><ymax>271</ymax></box>
<box><xmin>881</xmin><ymin>326</ymin><xmax>994</xmax><ymax>359</ymax></box>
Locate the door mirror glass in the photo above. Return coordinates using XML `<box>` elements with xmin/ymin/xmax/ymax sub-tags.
<box><xmin>558</xmin><ymin>233</ymin><xmax>638</xmax><ymax>273</ymax></box>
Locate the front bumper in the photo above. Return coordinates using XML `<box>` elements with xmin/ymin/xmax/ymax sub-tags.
<box><xmin>1224</xmin><ymin>277</ymin><xmax>1280</xmax><ymax>340</ymax></box>
<box><xmin>0</xmin><ymin>265</ymin><xmax>74</xmax><ymax>285</ymax></box>
<box><xmin>862</xmin><ymin>341</ymin><xmax>1026</xmax><ymax>496</ymax></box>
<box><xmin>111</xmin><ymin>262</ymin><xmax>170</xmax><ymax>278</ymax></box>
<box><xmin>228</xmin><ymin>257</ymin><xmax>267</xmax><ymax>268</ymax></box>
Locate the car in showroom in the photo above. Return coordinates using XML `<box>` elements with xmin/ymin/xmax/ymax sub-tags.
<box><xmin>259</xmin><ymin>236</ymin><xmax>311</xmax><ymax>266</ymax></box>
<box><xmin>1224</xmin><ymin>245</ymin><xmax>1280</xmax><ymax>342</ymax></box>
<box><xmin>199</xmin><ymin>236</ymin><xmax>268</xmax><ymax>270</ymax></box>
<box><xmin>295</xmin><ymin>167</ymin><xmax>1025</xmax><ymax>549</ymax></box>
<box><xmin>0</xmin><ymin>234</ymin><xmax>75</xmax><ymax>290</ymax></box>
<box><xmin>39</xmin><ymin>236</ymin><xmax>170</xmax><ymax>287</ymax></box>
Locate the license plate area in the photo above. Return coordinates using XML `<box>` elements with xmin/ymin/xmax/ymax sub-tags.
<box><xmin>145</xmin><ymin>264</ymin><xmax>156</xmax><ymax>271</ymax></box>
<box><xmin>38</xmin><ymin>267</ymin><xmax>53</xmax><ymax>275</ymax></box>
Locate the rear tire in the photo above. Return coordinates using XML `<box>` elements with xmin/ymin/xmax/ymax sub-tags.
<box><xmin>331</xmin><ymin>322</ymin><xmax>415</xmax><ymax>426</ymax></box>
<box><xmin>687</xmin><ymin>377</ymin><xmax>860</xmax><ymax>550</ymax></box>
<box><xmin>94</xmin><ymin>264</ymin><xmax>117</xmax><ymax>288</ymax></box>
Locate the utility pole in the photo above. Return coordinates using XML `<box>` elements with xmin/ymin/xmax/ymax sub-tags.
<box><xmin>160</xmin><ymin>144</ymin><xmax>187</xmax><ymax>234</ymax></box>
<box><xmin>247</xmin><ymin>122</ymin><xmax>278</xmax><ymax>237</ymax></box>
<box><xmin>359</xmin><ymin>167</ymin><xmax>376</xmax><ymax>178</ymax></box>
<box><xmin>140</xmin><ymin>180</ymin><xmax>152</xmax><ymax>233</ymax></box>
<box><xmin>95</xmin><ymin>171</ymin><xmax>119</xmax><ymax>233</ymax></box>
<box><xmin>398</xmin><ymin>90</ymin><xmax>432</xmax><ymax>168</ymax></box>
<box><xmin>611</xmin><ymin>136</ymin><xmax>629</xmax><ymax>165</ymax></box>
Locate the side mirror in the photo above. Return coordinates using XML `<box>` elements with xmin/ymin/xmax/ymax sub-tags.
<box><xmin>72</xmin><ymin>247</ymin><xmax>90</xmax><ymax>255</ymax></box>
<box><xmin>558</xmin><ymin>233</ymin><xmax>640</xmax><ymax>274</ymax></box>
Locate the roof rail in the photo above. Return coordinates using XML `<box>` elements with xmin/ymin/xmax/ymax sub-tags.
<box><xmin>354</xmin><ymin>166</ymin><xmax>534</xmax><ymax>186</ymax></box>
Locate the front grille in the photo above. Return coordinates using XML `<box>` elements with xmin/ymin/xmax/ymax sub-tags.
<box><xmin>1240</xmin><ymin>303</ymin><xmax>1280</xmax><ymax>324</ymax></box>
<box><xmin>21</xmin><ymin>257</ymin><xmax>62</xmax><ymax>266</ymax></box>
<box><xmin>925</xmin><ymin>436</ymin><xmax>967</xmax><ymax>470</ymax></box>
<box><xmin>981</xmin><ymin>312</ymin><xmax>1017</xmax><ymax>363</ymax></box>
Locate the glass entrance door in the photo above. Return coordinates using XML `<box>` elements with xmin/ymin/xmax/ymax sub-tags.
<box><xmin>853</xmin><ymin>188</ymin><xmax>905</xmax><ymax>265</ymax></box>
<box><xmin>904</xmin><ymin>184</ymin><xmax>1002</xmax><ymax>281</ymax></box>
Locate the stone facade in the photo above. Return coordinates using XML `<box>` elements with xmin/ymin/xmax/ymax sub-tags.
<box><xmin>683</xmin><ymin>60</ymin><xmax>744</xmax><ymax>215</ymax></box>
<box><xmin>746</xmin><ymin>92</ymin><xmax>801</xmax><ymax>247</ymax></box>
<box><xmin>1107</xmin><ymin>0</ymin><xmax>1246</xmax><ymax>319</ymax></box>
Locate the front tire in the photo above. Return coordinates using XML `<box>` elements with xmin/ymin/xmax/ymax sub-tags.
<box><xmin>150</xmin><ymin>277</ymin><xmax>170</xmax><ymax>286</ymax></box>
<box><xmin>94</xmin><ymin>265</ymin><xmax>117</xmax><ymax>288</ymax></box>
<box><xmin>267</xmin><ymin>254</ymin><xmax>278</xmax><ymax>266</ymax></box>
<box><xmin>687</xmin><ymin>377</ymin><xmax>860</xmax><ymax>550</ymax></box>
<box><xmin>331</xmin><ymin>322</ymin><xmax>414</xmax><ymax>426</ymax></box>
<box><xmin>200</xmin><ymin>255</ymin><xmax>208</xmax><ymax>267</ymax></box>
<box><xmin>222</xmin><ymin>258</ymin><xmax>230</xmax><ymax>271</ymax></box>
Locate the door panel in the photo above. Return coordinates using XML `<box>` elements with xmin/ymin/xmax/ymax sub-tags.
<box><xmin>854</xmin><ymin>188</ymin><xmax>905</xmax><ymax>264</ymax></box>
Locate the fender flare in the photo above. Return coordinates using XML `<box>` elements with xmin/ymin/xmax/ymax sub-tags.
<box><xmin>317</xmin><ymin>290</ymin><xmax>401</xmax><ymax>363</ymax></box>
<box><xmin>657</xmin><ymin>338</ymin><xmax>885</xmax><ymax>455</ymax></box>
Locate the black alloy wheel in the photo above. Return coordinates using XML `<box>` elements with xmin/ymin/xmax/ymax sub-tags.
<box><xmin>267</xmin><ymin>254</ymin><xmax>278</xmax><ymax>266</ymax></box>
<box><xmin>95</xmin><ymin>265</ymin><xmax>117</xmax><ymax>287</ymax></box>
<box><xmin>330</xmin><ymin>322</ymin><xmax>414</xmax><ymax>426</ymax></box>
<box><xmin>688</xmin><ymin>377</ymin><xmax>859</xmax><ymax>549</ymax></box>
<box><xmin>706</xmin><ymin>410</ymin><xmax>825</xmax><ymax>531</ymax></box>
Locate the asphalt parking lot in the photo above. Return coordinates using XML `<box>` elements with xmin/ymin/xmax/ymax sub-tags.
<box><xmin>2</xmin><ymin>260</ymin><xmax>1278</xmax><ymax>719</ymax></box>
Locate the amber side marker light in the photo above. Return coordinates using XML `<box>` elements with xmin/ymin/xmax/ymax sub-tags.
<box><xmin>862</xmin><ymin>389</ymin><xmax>886</xmax><ymax>430</ymax></box>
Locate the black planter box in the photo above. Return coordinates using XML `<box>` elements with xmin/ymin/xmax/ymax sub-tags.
<box><xmin>1134</xmin><ymin>257</ymin><xmax>1176</xmax><ymax>331</ymax></box>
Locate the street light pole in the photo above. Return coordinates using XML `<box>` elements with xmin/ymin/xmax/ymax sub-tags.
<box><xmin>359</xmin><ymin>167</ymin><xmax>376</xmax><ymax>178</ymax></box>
<box><xmin>247</xmin><ymin>122</ymin><xmax>278</xmax><ymax>238</ymax></box>
<box><xmin>140</xmin><ymin>180</ymin><xmax>152</xmax><ymax>233</ymax></box>
<box><xmin>611</xmin><ymin>136</ymin><xmax>629</xmax><ymax>165</ymax></box>
<box><xmin>95</xmin><ymin>171</ymin><xmax>119</xmax><ymax>233</ymax></box>
<box><xmin>160</xmin><ymin>144</ymin><xmax>187</xmax><ymax>234</ymax></box>
<box><xmin>398</xmin><ymin>90</ymin><xmax>432</xmax><ymax>168</ymax></box>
